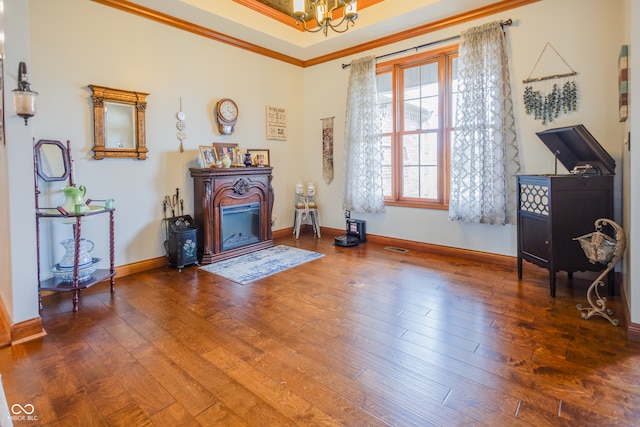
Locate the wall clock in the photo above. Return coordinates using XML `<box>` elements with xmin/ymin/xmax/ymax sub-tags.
<box><xmin>216</xmin><ymin>98</ymin><xmax>238</xmax><ymax>135</ymax></box>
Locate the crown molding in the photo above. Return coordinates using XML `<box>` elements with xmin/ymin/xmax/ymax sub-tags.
<box><xmin>303</xmin><ymin>0</ymin><xmax>540</xmax><ymax>67</ymax></box>
<box><xmin>91</xmin><ymin>0</ymin><xmax>305</xmax><ymax>67</ymax></box>
<box><xmin>92</xmin><ymin>0</ymin><xmax>540</xmax><ymax>68</ymax></box>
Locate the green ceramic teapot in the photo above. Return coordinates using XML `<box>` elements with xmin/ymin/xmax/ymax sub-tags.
<box><xmin>61</xmin><ymin>185</ymin><xmax>87</xmax><ymax>214</ymax></box>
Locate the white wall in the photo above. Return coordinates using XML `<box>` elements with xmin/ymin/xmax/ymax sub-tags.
<box><xmin>27</xmin><ymin>0</ymin><xmax>305</xmax><ymax>270</ymax></box>
<box><xmin>304</xmin><ymin>0</ymin><xmax>626</xmax><ymax>257</ymax></box>
<box><xmin>1</xmin><ymin>0</ymin><xmax>39</xmax><ymax>324</ymax></box>
<box><xmin>0</xmin><ymin>0</ymin><xmax>11</xmax><ymax>321</ymax></box>
<box><xmin>627</xmin><ymin>0</ymin><xmax>640</xmax><ymax>323</ymax></box>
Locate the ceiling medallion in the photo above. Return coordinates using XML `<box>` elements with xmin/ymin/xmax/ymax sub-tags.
<box><xmin>293</xmin><ymin>0</ymin><xmax>357</xmax><ymax>36</ymax></box>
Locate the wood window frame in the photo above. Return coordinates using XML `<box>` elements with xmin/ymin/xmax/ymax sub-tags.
<box><xmin>377</xmin><ymin>45</ymin><xmax>457</xmax><ymax>210</ymax></box>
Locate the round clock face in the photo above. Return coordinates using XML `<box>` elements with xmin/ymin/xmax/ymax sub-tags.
<box><xmin>177</xmin><ymin>111</ymin><xmax>186</xmax><ymax>121</ymax></box>
<box><xmin>217</xmin><ymin>99</ymin><xmax>238</xmax><ymax>123</ymax></box>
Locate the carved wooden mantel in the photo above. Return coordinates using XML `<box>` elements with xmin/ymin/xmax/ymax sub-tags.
<box><xmin>189</xmin><ymin>167</ymin><xmax>274</xmax><ymax>264</ymax></box>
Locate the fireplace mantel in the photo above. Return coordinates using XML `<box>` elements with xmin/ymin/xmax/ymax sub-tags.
<box><xmin>190</xmin><ymin>167</ymin><xmax>274</xmax><ymax>264</ymax></box>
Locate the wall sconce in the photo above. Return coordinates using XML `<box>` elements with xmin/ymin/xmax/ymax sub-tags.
<box><xmin>12</xmin><ymin>62</ymin><xmax>38</xmax><ymax>125</ymax></box>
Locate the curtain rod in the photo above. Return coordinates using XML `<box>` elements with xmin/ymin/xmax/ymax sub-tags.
<box><xmin>341</xmin><ymin>19</ymin><xmax>513</xmax><ymax>69</ymax></box>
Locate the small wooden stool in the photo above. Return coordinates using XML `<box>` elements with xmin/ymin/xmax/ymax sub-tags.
<box><xmin>293</xmin><ymin>207</ymin><xmax>321</xmax><ymax>239</ymax></box>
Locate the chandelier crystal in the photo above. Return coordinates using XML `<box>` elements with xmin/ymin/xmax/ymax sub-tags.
<box><xmin>293</xmin><ymin>0</ymin><xmax>358</xmax><ymax>36</ymax></box>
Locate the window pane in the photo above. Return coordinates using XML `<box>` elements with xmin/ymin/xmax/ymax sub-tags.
<box><xmin>421</xmin><ymin>97</ymin><xmax>438</xmax><ymax>129</ymax></box>
<box><xmin>421</xmin><ymin>64</ymin><xmax>439</xmax><ymax>96</ymax></box>
<box><xmin>451</xmin><ymin>56</ymin><xmax>459</xmax><ymax>127</ymax></box>
<box><xmin>377</xmin><ymin>72</ymin><xmax>393</xmax><ymax>133</ymax></box>
<box><xmin>419</xmin><ymin>132</ymin><xmax>438</xmax><ymax>167</ymax></box>
<box><xmin>402</xmin><ymin>134</ymin><xmax>419</xmax><ymax>197</ymax></box>
<box><xmin>403</xmin><ymin>166</ymin><xmax>420</xmax><ymax>198</ymax></box>
<box><xmin>420</xmin><ymin>166</ymin><xmax>439</xmax><ymax>198</ymax></box>
<box><xmin>402</xmin><ymin>134</ymin><xmax>419</xmax><ymax>166</ymax></box>
<box><xmin>381</xmin><ymin>135</ymin><xmax>392</xmax><ymax>197</ymax></box>
<box><xmin>403</xmin><ymin>62</ymin><xmax>439</xmax><ymax>131</ymax></box>
<box><xmin>402</xmin><ymin>133</ymin><xmax>438</xmax><ymax>199</ymax></box>
<box><xmin>403</xmin><ymin>67</ymin><xmax>421</xmax><ymax>100</ymax></box>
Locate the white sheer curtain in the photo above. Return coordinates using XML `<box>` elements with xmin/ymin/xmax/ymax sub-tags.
<box><xmin>343</xmin><ymin>55</ymin><xmax>385</xmax><ymax>213</ymax></box>
<box><xmin>449</xmin><ymin>21</ymin><xmax>520</xmax><ymax>225</ymax></box>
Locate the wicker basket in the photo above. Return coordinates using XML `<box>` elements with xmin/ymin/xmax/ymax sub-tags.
<box><xmin>574</xmin><ymin>231</ymin><xmax>616</xmax><ymax>264</ymax></box>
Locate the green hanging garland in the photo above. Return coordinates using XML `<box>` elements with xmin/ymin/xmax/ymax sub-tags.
<box><xmin>523</xmin><ymin>80</ymin><xmax>577</xmax><ymax>125</ymax></box>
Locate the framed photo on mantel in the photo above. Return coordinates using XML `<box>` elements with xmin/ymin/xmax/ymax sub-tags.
<box><xmin>199</xmin><ymin>145</ymin><xmax>216</xmax><ymax>167</ymax></box>
<box><xmin>246</xmin><ymin>149</ymin><xmax>270</xmax><ymax>167</ymax></box>
<box><xmin>212</xmin><ymin>142</ymin><xmax>242</xmax><ymax>165</ymax></box>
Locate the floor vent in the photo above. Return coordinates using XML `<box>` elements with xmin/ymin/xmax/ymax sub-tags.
<box><xmin>384</xmin><ymin>246</ymin><xmax>409</xmax><ymax>253</ymax></box>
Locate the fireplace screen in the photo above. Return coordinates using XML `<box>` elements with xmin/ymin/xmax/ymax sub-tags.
<box><xmin>221</xmin><ymin>202</ymin><xmax>261</xmax><ymax>251</ymax></box>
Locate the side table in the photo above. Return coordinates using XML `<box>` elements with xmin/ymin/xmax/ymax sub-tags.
<box><xmin>293</xmin><ymin>207</ymin><xmax>321</xmax><ymax>239</ymax></box>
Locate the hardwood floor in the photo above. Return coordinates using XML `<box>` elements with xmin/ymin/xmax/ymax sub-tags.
<box><xmin>1</xmin><ymin>233</ymin><xmax>639</xmax><ymax>426</ymax></box>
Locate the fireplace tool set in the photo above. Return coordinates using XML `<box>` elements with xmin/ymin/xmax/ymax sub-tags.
<box><xmin>163</xmin><ymin>187</ymin><xmax>183</xmax><ymax>218</ymax></box>
<box><xmin>162</xmin><ymin>188</ymin><xmax>198</xmax><ymax>271</ymax></box>
<box><xmin>574</xmin><ymin>218</ymin><xmax>626</xmax><ymax>326</ymax></box>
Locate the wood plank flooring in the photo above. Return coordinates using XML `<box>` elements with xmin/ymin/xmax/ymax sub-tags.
<box><xmin>1</xmin><ymin>234</ymin><xmax>640</xmax><ymax>426</ymax></box>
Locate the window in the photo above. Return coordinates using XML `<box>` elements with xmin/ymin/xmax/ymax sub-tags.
<box><xmin>377</xmin><ymin>46</ymin><xmax>458</xmax><ymax>209</ymax></box>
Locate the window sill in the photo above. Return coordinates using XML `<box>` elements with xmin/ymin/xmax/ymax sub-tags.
<box><xmin>384</xmin><ymin>200</ymin><xmax>449</xmax><ymax>210</ymax></box>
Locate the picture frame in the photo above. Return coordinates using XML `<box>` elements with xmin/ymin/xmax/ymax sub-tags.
<box><xmin>246</xmin><ymin>149</ymin><xmax>270</xmax><ymax>167</ymax></box>
<box><xmin>212</xmin><ymin>142</ymin><xmax>239</xmax><ymax>163</ymax></box>
<box><xmin>199</xmin><ymin>145</ymin><xmax>217</xmax><ymax>167</ymax></box>
<box><xmin>266</xmin><ymin>105</ymin><xmax>287</xmax><ymax>141</ymax></box>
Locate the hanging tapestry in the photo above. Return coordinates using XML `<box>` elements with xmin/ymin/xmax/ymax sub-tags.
<box><xmin>523</xmin><ymin>80</ymin><xmax>577</xmax><ymax>125</ymax></box>
<box><xmin>619</xmin><ymin>45</ymin><xmax>628</xmax><ymax>122</ymax></box>
<box><xmin>522</xmin><ymin>42</ymin><xmax>578</xmax><ymax>125</ymax></box>
<box><xmin>322</xmin><ymin>117</ymin><xmax>334</xmax><ymax>185</ymax></box>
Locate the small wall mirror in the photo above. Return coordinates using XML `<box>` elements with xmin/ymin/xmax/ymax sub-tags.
<box><xmin>34</xmin><ymin>139</ymin><xmax>71</xmax><ymax>182</ymax></box>
<box><xmin>89</xmin><ymin>85</ymin><xmax>149</xmax><ymax>160</ymax></box>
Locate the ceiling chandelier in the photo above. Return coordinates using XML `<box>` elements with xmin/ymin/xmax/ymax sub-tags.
<box><xmin>293</xmin><ymin>0</ymin><xmax>358</xmax><ymax>36</ymax></box>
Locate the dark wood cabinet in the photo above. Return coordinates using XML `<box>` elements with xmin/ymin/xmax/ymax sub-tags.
<box><xmin>517</xmin><ymin>174</ymin><xmax>614</xmax><ymax>297</ymax></box>
<box><xmin>190</xmin><ymin>167</ymin><xmax>274</xmax><ymax>264</ymax></box>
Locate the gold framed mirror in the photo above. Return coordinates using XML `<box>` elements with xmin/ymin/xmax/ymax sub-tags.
<box><xmin>89</xmin><ymin>85</ymin><xmax>149</xmax><ymax>160</ymax></box>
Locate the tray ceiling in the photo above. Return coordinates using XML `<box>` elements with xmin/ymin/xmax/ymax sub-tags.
<box><xmin>94</xmin><ymin>0</ymin><xmax>535</xmax><ymax>64</ymax></box>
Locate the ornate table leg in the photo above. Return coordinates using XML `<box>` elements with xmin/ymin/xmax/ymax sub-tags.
<box><xmin>576</xmin><ymin>267</ymin><xmax>618</xmax><ymax>326</ymax></box>
<box><xmin>109</xmin><ymin>209</ymin><xmax>116</xmax><ymax>294</ymax></box>
<box><xmin>72</xmin><ymin>290</ymin><xmax>79</xmax><ymax>312</ymax></box>
<box><xmin>575</xmin><ymin>218</ymin><xmax>625</xmax><ymax>326</ymax></box>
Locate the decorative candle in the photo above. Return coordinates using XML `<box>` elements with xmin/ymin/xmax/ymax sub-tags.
<box><xmin>293</xmin><ymin>0</ymin><xmax>305</xmax><ymax>15</ymax></box>
<box><xmin>316</xmin><ymin>3</ymin><xmax>326</xmax><ymax>22</ymax></box>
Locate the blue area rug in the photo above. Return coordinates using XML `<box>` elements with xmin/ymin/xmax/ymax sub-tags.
<box><xmin>199</xmin><ymin>245</ymin><xmax>325</xmax><ymax>285</ymax></box>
